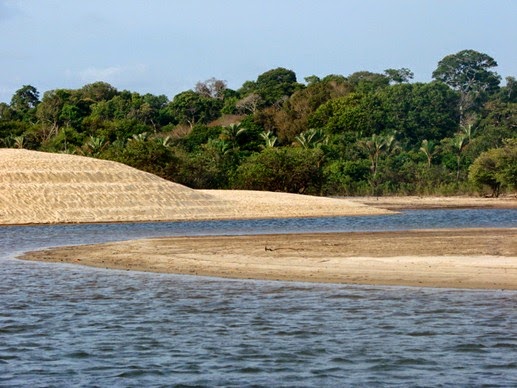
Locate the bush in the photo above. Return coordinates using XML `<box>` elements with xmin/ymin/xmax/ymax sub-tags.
<box><xmin>233</xmin><ymin>147</ymin><xmax>324</xmax><ymax>194</ymax></box>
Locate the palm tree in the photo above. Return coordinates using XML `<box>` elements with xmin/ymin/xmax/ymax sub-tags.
<box><xmin>419</xmin><ymin>139</ymin><xmax>436</xmax><ymax>168</ymax></box>
<box><xmin>221</xmin><ymin>123</ymin><xmax>247</xmax><ymax>151</ymax></box>
<box><xmin>85</xmin><ymin>136</ymin><xmax>108</xmax><ymax>156</ymax></box>
<box><xmin>13</xmin><ymin>135</ymin><xmax>25</xmax><ymax>149</ymax></box>
<box><xmin>454</xmin><ymin>134</ymin><xmax>469</xmax><ymax>181</ymax></box>
<box><xmin>361</xmin><ymin>134</ymin><xmax>386</xmax><ymax>177</ymax></box>
<box><xmin>295</xmin><ymin>128</ymin><xmax>328</xmax><ymax>149</ymax></box>
<box><xmin>260</xmin><ymin>131</ymin><xmax>277</xmax><ymax>149</ymax></box>
<box><xmin>130</xmin><ymin>132</ymin><xmax>148</xmax><ymax>142</ymax></box>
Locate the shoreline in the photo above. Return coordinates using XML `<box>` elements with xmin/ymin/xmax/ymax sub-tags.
<box><xmin>20</xmin><ymin>228</ymin><xmax>517</xmax><ymax>290</ymax></box>
<box><xmin>347</xmin><ymin>195</ymin><xmax>517</xmax><ymax>210</ymax></box>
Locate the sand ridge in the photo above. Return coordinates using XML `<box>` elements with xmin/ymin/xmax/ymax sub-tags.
<box><xmin>0</xmin><ymin>148</ymin><xmax>391</xmax><ymax>225</ymax></box>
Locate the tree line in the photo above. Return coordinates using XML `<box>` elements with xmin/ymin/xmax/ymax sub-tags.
<box><xmin>1</xmin><ymin>49</ymin><xmax>515</xmax><ymax>197</ymax></box>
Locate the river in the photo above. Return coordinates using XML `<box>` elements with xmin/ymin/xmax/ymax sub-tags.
<box><xmin>1</xmin><ymin>209</ymin><xmax>516</xmax><ymax>386</ymax></box>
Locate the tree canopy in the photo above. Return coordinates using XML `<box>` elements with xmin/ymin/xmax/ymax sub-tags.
<box><xmin>1</xmin><ymin>50</ymin><xmax>515</xmax><ymax>197</ymax></box>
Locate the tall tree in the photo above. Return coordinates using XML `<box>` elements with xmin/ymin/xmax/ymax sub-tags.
<box><xmin>432</xmin><ymin>49</ymin><xmax>501</xmax><ymax>122</ymax></box>
<box><xmin>240</xmin><ymin>67</ymin><xmax>301</xmax><ymax>107</ymax></box>
<box><xmin>10</xmin><ymin>85</ymin><xmax>40</xmax><ymax>121</ymax></box>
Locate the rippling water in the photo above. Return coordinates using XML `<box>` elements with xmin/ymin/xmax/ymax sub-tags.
<box><xmin>1</xmin><ymin>209</ymin><xmax>516</xmax><ymax>386</ymax></box>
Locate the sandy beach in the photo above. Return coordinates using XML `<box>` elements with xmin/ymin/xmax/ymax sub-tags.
<box><xmin>20</xmin><ymin>228</ymin><xmax>517</xmax><ymax>290</ymax></box>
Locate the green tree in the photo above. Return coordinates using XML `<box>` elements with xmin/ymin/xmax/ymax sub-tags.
<box><xmin>240</xmin><ymin>67</ymin><xmax>302</xmax><ymax>107</ymax></box>
<box><xmin>432</xmin><ymin>49</ymin><xmax>501</xmax><ymax>121</ymax></box>
<box><xmin>167</xmin><ymin>90</ymin><xmax>222</xmax><ymax>127</ymax></box>
<box><xmin>347</xmin><ymin>71</ymin><xmax>389</xmax><ymax>94</ymax></box>
<box><xmin>274</xmin><ymin>76</ymin><xmax>352</xmax><ymax>143</ymax></box>
<box><xmin>10</xmin><ymin>85</ymin><xmax>40</xmax><ymax>121</ymax></box>
<box><xmin>469</xmin><ymin>140</ymin><xmax>517</xmax><ymax>196</ymax></box>
<box><xmin>233</xmin><ymin>147</ymin><xmax>324</xmax><ymax>194</ymax></box>
<box><xmin>419</xmin><ymin>139</ymin><xmax>436</xmax><ymax>168</ymax></box>
<box><xmin>310</xmin><ymin>92</ymin><xmax>385</xmax><ymax>136</ymax></box>
<box><xmin>259</xmin><ymin>131</ymin><xmax>277</xmax><ymax>148</ymax></box>
<box><xmin>294</xmin><ymin>128</ymin><xmax>328</xmax><ymax>149</ymax></box>
<box><xmin>384</xmin><ymin>68</ymin><xmax>414</xmax><ymax>84</ymax></box>
<box><xmin>452</xmin><ymin>134</ymin><xmax>469</xmax><ymax>181</ymax></box>
<box><xmin>79</xmin><ymin>81</ymin><xmax>119</xmax><ymax>102</ymax></box>
<box><xmin>380</xmin><ymin>82</ymin><xmax>460</xmax><ymax>146</ymax></box>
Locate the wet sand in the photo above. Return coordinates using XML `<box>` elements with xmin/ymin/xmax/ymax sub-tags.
<box><xmin>20</xmin><ymin>228</ymin><xmax>517</xmax><ymax>290</ymax></box>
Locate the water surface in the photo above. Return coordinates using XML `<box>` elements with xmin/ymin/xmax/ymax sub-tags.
<box><xmin>1</xmin><ymin>209</ymin><xmax>516</xmax><ymax>386</ymax></box>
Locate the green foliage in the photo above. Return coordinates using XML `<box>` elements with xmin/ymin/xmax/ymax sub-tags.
<box><xmin>167</xmin><ymin>90</ymin><xmax>223</xmax><ymax>126</ymax></box>
<box><xmin>234</xmin><ymin>147</ymin><xmax>324</xmax><ymax>194</ymax></box>
<box><xmin>176</xmin><ymin>125</ymin><xmax>222</xmax><ymax>152</ymax></box>
<box><xmin>102</xmin><ymin>138</ymin><xmax>177</xmax><ymax>180</ymax></box>
<box><xmin>274</xmin><ymin>76</ymin><xmax>352</xmax><ymax>143</ymax></box>
<box><xmin>309</xmin><ymin>92</ymin><xmax>385</xmax><ymax>136</ymax></box>
<box><xmin>2</xmin><ymin>51</ymin><xmax>515</xmax><ymax>197</ymax></box>
<box><xmin>322</xmin><ymin>159</ymin><xmax>370</xmax><ymax>195</ymax></box>
<box><xmin>469</xmin><ymin>140</ymin><xmax>517</xmax><ymax>196</ymax></box>
<box><xmin>40</xmin><ymin>127</ymin><xmax>84</xmax><ymax>153</ymax></box>
<box><xmin>10</xmin><ymin>85</ymin><xmax>40</xmax><ymax>121</ymax></box>
<box><xmin>384</xmin><ymin>68</ymin><xmax>414</xmax><ymax>84</ymax></box>
<box><xmin>380</xmin><ymin>82</ymin><xmax>460</xmax><ymax>146</ymax></box>
<box><xmin>239</xmin><ymin>67</ymin><xmax>302</xmax><ymax>107</ymax></box>
<box><xmin>347</xmin><ymin>71</ymin><xmax>389</xmax><ymax>94</ymax></box>
<box><xmin>432</xmin><ymin>49</ymin><xmax>501</xmax><ymax>118</ymax></box>
<box><xmin>79</xmin><ymin>82</ymin><xmax>119</xmax><ymax>102</ymax></box>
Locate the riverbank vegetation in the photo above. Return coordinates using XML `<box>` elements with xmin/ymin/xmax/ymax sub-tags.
<box><xmin>1</xmin><ymin>49</ymin><xmax>515</xmax><ymax>197</ymax></box>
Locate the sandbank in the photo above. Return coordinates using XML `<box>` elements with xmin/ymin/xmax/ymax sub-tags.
<box><xmin>20</xmin><ymin>228</ymin><xmax>517</xmax><ymax>290</ymax></box>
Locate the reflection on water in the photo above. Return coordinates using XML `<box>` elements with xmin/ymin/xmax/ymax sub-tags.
<box><xmin>0</xmin><ymin>209</ymin><xmax>516</xmax><ymax>386</ymax></box>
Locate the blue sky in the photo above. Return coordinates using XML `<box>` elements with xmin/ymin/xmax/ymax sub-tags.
<box><xmin>1</xmin><ymin>0</ymin><xmax>515</xmax><ymax>103</ymax></box>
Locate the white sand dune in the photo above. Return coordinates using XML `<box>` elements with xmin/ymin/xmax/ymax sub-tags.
<box><xmin>0</xmin><ymin>149</ymin><xmax>390</xmax><ymax>225</ymax></box>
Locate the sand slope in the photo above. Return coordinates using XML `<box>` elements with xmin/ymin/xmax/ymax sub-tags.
<box><xmin>0</xmin><ymin>149</ymin><xmax>389</xmax><ymax>224</ymax></box>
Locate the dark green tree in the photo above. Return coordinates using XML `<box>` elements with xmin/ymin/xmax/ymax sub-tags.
<box><xmin>380</xmin><ymin>82</ymin><xmax>460</xmax><ymax>145</ymax></box>
<box><xmin>309</xmin><ymin>92</ymin><xmax>385</xmax><ymax>136</ymax></box>
<box><xmin>240</xmin><ymin>67</ymin><xmax>302</xmax><ymax>107</ymax></box>
<box><xmin>234</xmin><ymin>147</ymin><xmax>324</xmax><ymax>194</ymax></box>
<box><xmin>167</xmin><ymin>90</ymin><xmax>222</xmax><ymax>127</ymax></box>
<box><xmin>10</xmin><ymin>85</ymin><xmax>40</xmax><ymax>121</ymax></box>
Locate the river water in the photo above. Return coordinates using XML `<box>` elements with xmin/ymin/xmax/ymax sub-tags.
<box><xmin>1</xmin><ymin>209</ymin><xmax>516</xmax><ymax>386</ymax></box>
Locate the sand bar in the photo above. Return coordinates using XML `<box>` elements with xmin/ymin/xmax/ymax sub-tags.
<box><xmin>20</xmin><ymin>228</ymin><xmax>517</xmax><ymax>290</ymax></box>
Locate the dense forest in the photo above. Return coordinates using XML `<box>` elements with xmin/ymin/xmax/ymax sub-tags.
<box><xmin>1</xmin><ymin>49</ymin><xmax>515</xmax><ymax>197</ymax></box>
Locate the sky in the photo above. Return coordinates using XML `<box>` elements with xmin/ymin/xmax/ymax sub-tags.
<box><xmin>1</xmin><ymin>0</ymin><xmax>516</xmax><ymax>103</ymax></box>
